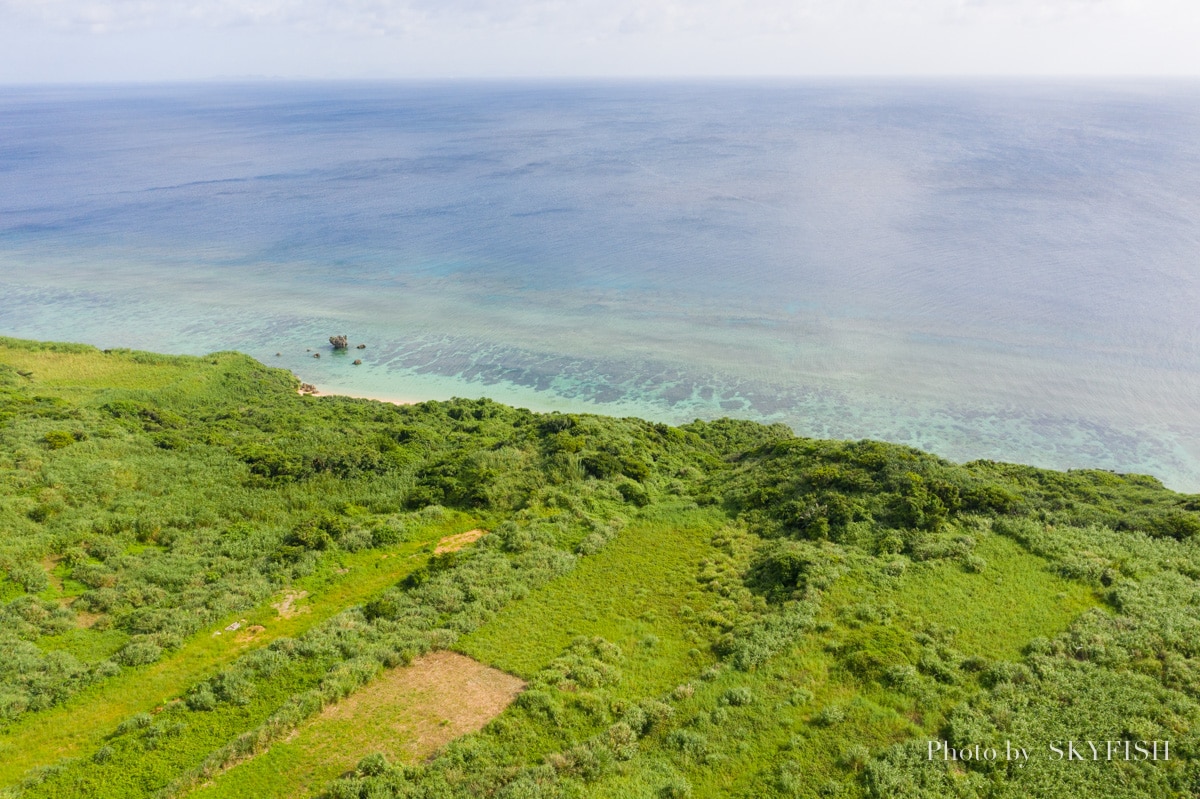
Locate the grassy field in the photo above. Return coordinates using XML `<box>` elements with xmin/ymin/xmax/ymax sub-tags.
<box><xmin>0</xmin><ymin>345</ymin><xmax>201</xmax><ymax>392</ymax></box>
<box><xmin>460</xmin><ymin>504</ymin><xmax>726</xmax><ymax>693</ymax></box>
<box><xmin>574</xmin><ymin>530</ymin><xmax>1101</xmax><ymax>798</ymax></box>
<box><xmin>888</xmin><ymin>528</ymin><xmax>1099</xmax><ymax>660</ymax></box>
<box><xmin>0</xmin><ymin>513</ymin><xmax>477</xmax><ymax>787</ymax></box>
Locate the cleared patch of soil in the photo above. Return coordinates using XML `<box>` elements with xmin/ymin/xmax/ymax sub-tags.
<box><xmin>434</xmin><ymin>529</ymin><xmax>486</xmax><ymax>555</ymax></box>
<box><xmin>321</xmin><ymin>650</ymin><xmax>524</xmax><ymax>760</ymax></box>
<box><xmin>40</xmin><ymin>555</ymin><xmax>64</xmax><ymax>592</ymax></box>
<box><xmin>272</xmin><ymin>590</ymin><xmax>309</xmax><ymax>618</ymax></box>
<box><xmin>235</xmin><ymin>624</ymin><xmax>267</xmax><ymax>643</ymax></box>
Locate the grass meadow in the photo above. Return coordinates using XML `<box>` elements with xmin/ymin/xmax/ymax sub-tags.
<box><xmin>2</xmin><ymin>337</ymin><xmax>1197</xmax><ymax>799</ymax></box>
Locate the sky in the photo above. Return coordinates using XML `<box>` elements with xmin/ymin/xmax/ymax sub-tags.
<box><xmin>0</xmin><ymin>0</ymin><xmax>1198</xmax><ymax>82</ymax></box>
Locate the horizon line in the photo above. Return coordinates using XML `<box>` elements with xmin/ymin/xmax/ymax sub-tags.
<box><xmin>3</xmin><ymin>74</ymin><xmax>1200</xmax><ymax>88</ymax></box>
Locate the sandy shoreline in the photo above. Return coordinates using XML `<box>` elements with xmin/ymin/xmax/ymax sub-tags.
<box><xmin>297</xmin><ymin>384</ymin><xmax>429</xmax><ymax>406</ymax></box>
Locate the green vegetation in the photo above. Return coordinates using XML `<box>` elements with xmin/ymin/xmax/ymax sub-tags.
<box><xmin>2</xmin><ymin>336</ymin><xmax>1199</xmax><ymax>798</ymax></box>
<box><xmin>0</xmin><ymin>521</ymin><xmax>462</xmax><ymax>786</ymax></box>
<box><xmin>460</xmin><ymin>504</ymin><xmax>724</xmax><ymax>688</ymax></box>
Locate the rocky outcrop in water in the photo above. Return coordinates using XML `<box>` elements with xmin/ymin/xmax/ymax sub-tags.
<box><xmin>329</xmin><ymin>335</ymin><xmax>349</xmax><ymax>350</ymax></box>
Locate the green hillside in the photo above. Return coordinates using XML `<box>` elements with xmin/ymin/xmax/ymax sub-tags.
<box><xmin>1</xmin><ymin>336</ymin><xmax>1197</xmax><ymax>799</ymax></box>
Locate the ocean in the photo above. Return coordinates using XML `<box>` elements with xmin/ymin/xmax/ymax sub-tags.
<box><xmin>2</xmin><ymin>80</ymin><xmax>1199</xmax><ymax>490</ymax></box>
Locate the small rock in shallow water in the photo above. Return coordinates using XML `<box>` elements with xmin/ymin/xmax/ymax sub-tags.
<box><xmin>313</xmin><ymin>353</ymin><xmax>320</xmax><ymax>358</ymax></box>
<box><xmin>353</xmin><ymin>359</ymin><xmax>362</xmax><ymax>365</ymax></box>
<box><xmin>329</xmin><ymin>335</ymin><xmax>349</xmax><ymax>350</ymax></box>
<box><xmin>356</xmin><ymin>344</ymin><xmax>366</xmax><ymax>349</ymax></box>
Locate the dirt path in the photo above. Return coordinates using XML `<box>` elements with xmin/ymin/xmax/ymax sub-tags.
<box><xmin>434</xmin><ymin>528</ymin><xmax>486</xmax><ymax>554</ymax></box>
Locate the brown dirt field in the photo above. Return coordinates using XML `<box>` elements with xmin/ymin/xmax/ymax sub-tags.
<box><xmin>321</xmin><ymin>650</ymin><xmax>525</xmax><ymax>759</ymax></box>
<box><xmin>434</xmin><ymin>529</ymin><xmax>486</xmax><ymax>555</ymax></box>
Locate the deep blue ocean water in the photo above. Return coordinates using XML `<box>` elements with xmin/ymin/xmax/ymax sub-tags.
<box><xmin>2</xmin><ymin>81</ymin><xmax>1199</xmax><ymax>490</ymax></box>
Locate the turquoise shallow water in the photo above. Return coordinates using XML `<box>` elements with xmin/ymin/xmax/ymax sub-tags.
<box><xmin>2</xmin><ymin>81</ymin><xmax>1199</xmax><ymax>490</ymax></box>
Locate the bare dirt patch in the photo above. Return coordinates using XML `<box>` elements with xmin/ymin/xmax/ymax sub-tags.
<box><xmin>272</xmin><ymin>590</ymin><xmax>309</xmax><ymax>618</ymax></box>
<box><xmin>321</xmin><ymin>650</ymin><xmax>525</xmax><ymax>760</ymax></box>
<box><xmin>434</xmin><ymin>529</ymin><xmax>486</xmax><ymax>555</ymax></box>
<box><xmin>235</xmin><ymin>625</ymin><xmax>267</xmax><ymax>643</ymax></box>
<box><xmin>75</xmin><ymin>610</ymin><xmax>103</xmax><ymax>629</ymax></box>
<box><xmin>40</xmin><ymin>555</ymin><xmax>64</xmax><ymax>592</ymax></box>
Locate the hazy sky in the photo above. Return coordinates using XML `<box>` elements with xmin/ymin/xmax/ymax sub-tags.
<box><xmin>1</xmin><ymin>0</ymin><xmax>1198</xmax><ymax>82</ymax></box>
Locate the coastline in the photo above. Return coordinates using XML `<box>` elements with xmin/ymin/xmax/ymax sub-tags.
<box><xmin>4</xmin><ymin>332</ymin><xmax>1194</xmax><ymax>492</ymax></box>
<box><xmin>298</xmin><ymin>384</ymin><xmax>426</xmax><ymax>407</ymax></box>
<box><xmin>292</xmin><ymin>368</ymin><xmax>1200</xmax><ymax>493</ymax></box>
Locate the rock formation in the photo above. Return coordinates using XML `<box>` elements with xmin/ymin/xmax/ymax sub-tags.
<box><xmin>329</xmin><ymin>335</ymin><xmax>349</xmax><ymax>350</ymax></box>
